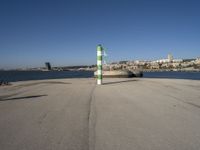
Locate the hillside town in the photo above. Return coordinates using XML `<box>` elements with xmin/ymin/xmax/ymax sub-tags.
<box><xmin>69</xmin><ymin>54</ymin><xmax>200</xmax><ymax>72</ymax></box>
<box><xmin>53</xmin><ymin>54</ymin><xmax>200</xmax><ymax>72</ymax></box>
<box><xmin>3</xmin><ymin>54</ymin><xmax>200</xmax><ymax>72</ymax></box>
<box><xmin>102</xmin><ymin>54</ymin><xmax>200</xmax><ymax>72</ymax></box>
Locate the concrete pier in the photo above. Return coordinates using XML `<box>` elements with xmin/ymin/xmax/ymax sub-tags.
<box><xmin>0</xmin><ymin>78</ymin><xmax>200</xmax><ymax>150</ymax></box>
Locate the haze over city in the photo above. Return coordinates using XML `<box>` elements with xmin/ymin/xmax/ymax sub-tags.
<box><xmin>0</xmin><ymin>0</ymin><xmax>200</xmax><ymax>69</ymax></box>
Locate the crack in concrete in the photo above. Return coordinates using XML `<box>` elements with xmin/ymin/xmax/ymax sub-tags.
<box><xmin>167</xmin><ymin>94</ymin><xmax>200</xmax><ymax>109</ymax></box>
<box><xmin>88</xmin><ymin>83</ymin><xmax>97</xmax><ymax>150</ymax></box>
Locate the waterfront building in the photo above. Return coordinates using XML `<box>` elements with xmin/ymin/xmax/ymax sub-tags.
<box><xmin>195</xmin><ymin>58</ymin><xmax>200</xmax><ymax>64</ymax></box>
<box><xmin>173</xmin><ymin>59</ymin><xmax>183</xmax><ymax>63</ymax></box>
<box><xmin>45</xmin><ymin>62</ymin><xmax>52</xmax><ymax>71</ymax></box>
<box><xmin>155</xmin><ymin>59</ymin><xmax>169</xmax><ymax>63</ymax></box>
<box><xmin>155</xmin><ymin>54</ymin><xmax>174</xmax><ymax>63</ymax></box>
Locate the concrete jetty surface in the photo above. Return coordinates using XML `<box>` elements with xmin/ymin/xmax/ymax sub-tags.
<box><xmin>0</xmin><ymin>78</ymin><xmax>200</xmax><ymax>150</ymax></box>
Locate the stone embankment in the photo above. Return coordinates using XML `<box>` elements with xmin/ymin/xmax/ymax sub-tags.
<box><xmin>94</xmin><ymin>70</ymin><xmax>143</xmax><ymax>78</ymax></box>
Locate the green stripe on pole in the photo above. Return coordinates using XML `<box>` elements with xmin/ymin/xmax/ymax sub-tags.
<box><xmin>97</xmin><ymin>49</ymin><xmax>102</xmax><ymax>52</ymax></box>
<box><xmin>97</xmin><ymin>75</ymin><xmax>102</xmax><ymax>80</ymax></box>
<box><xmin>97</xmin><ymin>46</ymin><xmax>103</xmax><ymax>51</ymax></box>
<box><xmin>97</xmin><ymin>56</ymin><xmax>102</xmax><ymax>61</ymax></box>
<box><xmin>97</xmin><ymin>65</ymin><xmax>102</xmax><ymax>70</ymax></box>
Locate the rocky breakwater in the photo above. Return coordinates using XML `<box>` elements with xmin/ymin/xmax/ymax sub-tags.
<box><xmin>94</xmin><ymin>70</ymin><xmax>143</xmax><ymax>78</ymax></box>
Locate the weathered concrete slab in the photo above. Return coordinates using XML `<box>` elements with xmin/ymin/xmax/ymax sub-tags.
<box><xmin>91</xmin><ymin>78</ymin><xmax>200</xmax><ymax>150</ymax></box>
<box><xmin>0</xmin><ymin>78</ymin><xmax>200</xmax><ymax>150</ymax></box>
<box><xmin>0</xmin><ymin>79</ymin><xmax>95</xmax><ymax>150</ymax></box>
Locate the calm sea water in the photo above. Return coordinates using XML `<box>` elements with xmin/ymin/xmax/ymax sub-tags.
<box><xmin>143</xmin><ymin>71</ymin><xmax>200</xmax><ymax>80</ymax></box>
<box><xmin>0</xmin><ymin>71</ymin><xmax>200</xmax><ymax>82</ymax></box>
<box><xmin>0</xmin><ymin>71</ymin><xmax>94</xmax><ymax>82</ymax></box>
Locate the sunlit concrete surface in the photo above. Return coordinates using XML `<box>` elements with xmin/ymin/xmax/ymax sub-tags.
<box><xmin>0</xmin><ymin>78</ymin><xmax>200</xmax><ymax>150</ymax></box>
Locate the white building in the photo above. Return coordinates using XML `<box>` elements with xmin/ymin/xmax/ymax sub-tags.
<box><xmin>154</xmin><ymin>54</ymin><xmax>183</xmax><ymax>63</ymax></box>
<box><xmin>155</xmin><ymin>59</ymin><xmax>170</xmax><ymax>63</ymax></box>
<box><xmin>173</xmin><ymin>59</ymin><xmax>183</xmax><ymax>63</ymax></box>
<box><xmin>195</xmin><ymin>57</ymin><xmax>200</xmax><ymax>64</ymax></box>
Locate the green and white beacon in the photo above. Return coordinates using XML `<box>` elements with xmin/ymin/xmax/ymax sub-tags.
<box><xmin>97</xmin><ymin>44</ymin><xmax>103</xmax><ymax>85</ymax></box>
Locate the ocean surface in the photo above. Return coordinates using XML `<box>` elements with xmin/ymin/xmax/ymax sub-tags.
<box><xmin>0</xmin><ymin>71</ymin><xmax>93</xmax><ymax>82</ymax></box>
<box><xmin>143</xmin><ymin>71</ymin><xmax>200</xmax><ymax>80</ymax></box>
<box><xmin>0</xmin><ymin>71</ymin><xmax>200</xmax><ymax>82</ymax></box>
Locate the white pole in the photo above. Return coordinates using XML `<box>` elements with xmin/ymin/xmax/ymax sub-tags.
<box><xmin>97</xmin><ymin>45</ymin><xmax>103</xmax><ymax>85</ymax></box>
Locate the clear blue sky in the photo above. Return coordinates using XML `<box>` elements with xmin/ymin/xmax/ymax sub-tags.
<box><xmin>0</xmin><ymin>0</ymin><xmax>200</xmax><ymax>69</ymax></box>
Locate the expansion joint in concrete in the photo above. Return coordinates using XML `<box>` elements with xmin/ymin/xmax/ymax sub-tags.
<box><xmin>88</xmin><ymin>84</ymin><xmax>97</xmax><ymax>150</ymax></box>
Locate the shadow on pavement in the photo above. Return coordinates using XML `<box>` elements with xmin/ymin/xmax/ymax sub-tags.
<box><xmin>17</xmin><ymin>81</ymin><xmax>71</xmax><ymax>87</ymax></box>
<box><xmin>103</xmin><ymin>79</ymin><xmax>139</xmax><ymax>85</ymax></box>
<box><xmin>0</xmin><ymin>94</ymin><xmax>47</xmax><ymax>101</ymax></box>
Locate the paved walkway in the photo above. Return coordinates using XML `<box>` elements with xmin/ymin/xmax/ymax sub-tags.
<box><xmin>0</xmin><ymin>78</ymin><xmax>200</xmax><ymax>150</ymax></box>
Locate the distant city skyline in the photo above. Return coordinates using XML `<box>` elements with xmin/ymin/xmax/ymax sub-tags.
<box><xmin>0</xmin><ymin>0</ymin><xmax>200</xmax><ymax>69</ymax></box>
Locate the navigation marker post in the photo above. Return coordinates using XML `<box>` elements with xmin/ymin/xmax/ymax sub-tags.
<box><xmin>97</xmin><ymin>45</ymin><xmax>103</xmax><ymax>85</ymax></box>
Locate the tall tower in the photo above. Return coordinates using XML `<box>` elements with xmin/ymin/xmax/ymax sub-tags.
<box><xmin>97</xmin><ymin>45</ymin><xmax>103</xmax><ymax>85</ymax></box>
<box><xmin>168</xmin><ymin>54</ymin><xmax>173</xmax><ymax>62</ymax></box>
